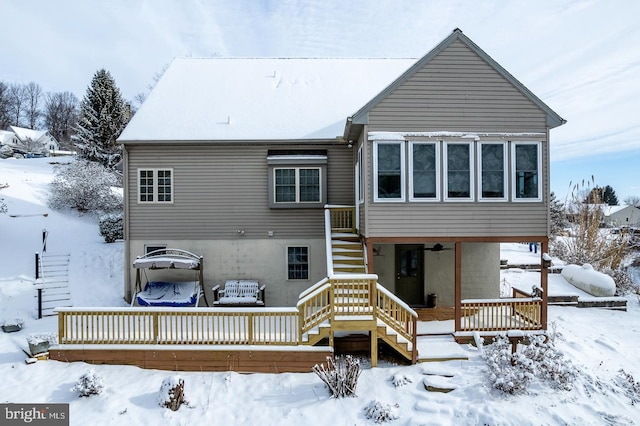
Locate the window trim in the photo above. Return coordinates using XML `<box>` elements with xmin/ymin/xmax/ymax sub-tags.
<box><xmin>357</xmin><ymin>145</ymin><xmax>364</xmax><ymax>204</ymax></box>
<box><xmin>267</xmin><ymin>155</ymin><xmax>327</xmax><ymax>209</ymax></box>
<box><xmin>477</xmin><ymin>142</ymin><xmax>507</xmax><ymax>202</ymax></box>
<box><xmin>408</xmin><ymin>141</ymin><xmax>440</xmax><ymax>202</ymax></box>
<box><xmin>137</xmin><ymin>168</ymin><xmax>174</xmax><ymax>204</ymax></box>
<box><xmin>511</xmin><ymin>141</ymin><xmax>542</xmax><ymax>202</ymax></box>
<box><xmin>443</xmin><ymin>142</ymin><xmax>474</xmax><ymax>202</ymax></box>
<box><xmin>373</xmin><ymin>140</ymin><xmax>406</xmax><ymax>202</ymax></box>
<box><xmin>286</xmin><ymin>245</ymin><xmax>310</xmax><ymax>280</ymax></box>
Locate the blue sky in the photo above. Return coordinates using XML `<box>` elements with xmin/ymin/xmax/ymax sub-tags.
<box><xmin>2</xmin><ymin>0</ymin><xmax>639</xmax><ymax>201</ymax></box>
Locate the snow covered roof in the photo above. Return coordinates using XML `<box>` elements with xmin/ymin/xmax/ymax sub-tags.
<box><xmin>0</xmin><ymin>130</ymin><xmax>18</xmax><ymax>144</ymax></box>
<box><xmin>9</xmin><ymin>126</ymin><xmax>48</xmax><ymax>142</ymax></box>
<box><xmin>118</xmin><ymin>57</ymin><xmax>416</xmax><ymax>142</ymax></box>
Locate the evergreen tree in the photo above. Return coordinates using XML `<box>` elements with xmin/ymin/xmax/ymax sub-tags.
<box><xmin>585</xmin><ymin>185</ymin><xmax>619</xmax><ymax>206</ymax></box>
<box><xmin>73</xmin><ymin>69</ymin><xmax>129</xmax><ymax>168</ymax></box>
<box><xmin>549</xmin><ymin>192</ymin><xmax>567</xmax><ymax>236</ymax></box>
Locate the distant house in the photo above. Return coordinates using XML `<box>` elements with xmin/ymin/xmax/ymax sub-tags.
<box><xmin>0</xmin><ymin>130</ymin><xmax>20</xmax><ymax>148</ymax></box>
<box><xmin>117</xmin><ymin>28</ymin><xmax>565</xmax><ymax>341</ymax></box>
<box><xmin>604</xmin><ymin>205</ymin><xmax>640</xmax><ymax>227</ymax></box>
<box><xmin>7</xmin><ymin>125</ymin><xmax>60</xmax><ymax>154</ymax></box>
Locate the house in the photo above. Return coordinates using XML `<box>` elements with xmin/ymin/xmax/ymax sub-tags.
<box><xmin>94</xmin><ymin>28</ymin><xmax>565</xmax><ymax>369</ymax></box>
<box><xmin>604</xmin><ymin>205</ymin><xmax>640</xmax><ymax>227</ymax></box>
<box><xmin>7</xmin><ymin>125</ymin><xmax>60</xmax><ymax>154</ymax></box>
<box><xmin>0</xmin><ymin>130</ymin><xmax>20</xmax><ymax>155</ymax></box>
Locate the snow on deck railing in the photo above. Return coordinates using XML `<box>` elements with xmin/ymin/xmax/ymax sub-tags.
<box><xmin>56</xmin><ymin>307</ymin><xmax>300</xmax><ymax>346</ymax></box>
<box><xmin>459</xmin><ymin>298</ymin><xmax>542</xmax><ymax>332</ymax></box>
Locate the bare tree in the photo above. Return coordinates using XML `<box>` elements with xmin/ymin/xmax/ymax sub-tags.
<box><xmin>44</xmin><ymin>91</ymin><xmax>79</xmax><ymax>145</ymax></box>
<box><xmin>0</xmin><ymin>81</ymin><xmax>11</xmax><ymax>129</ymax></box>
<box><xmin>7</xmin><ymin>83</ymin><xmax>27</xmax><ymax>126</ymax></box>
<box><xmin>24</xmin><ymin>82</ymin><xmax>43</xmax><ymax>129</ymax></box>
<box><xmin>624</xmin><ymin>196</ymin><xmax>640</xmax><ymax>208</ymax></box>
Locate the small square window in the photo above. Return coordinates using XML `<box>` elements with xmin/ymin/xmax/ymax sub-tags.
<box><xmin>287</xmin><ymin>246</ymin><xmax>309</xmax><ymax>280</ymax></box>
<box><xmin>138</xmin><ymin>169</ymin><xmax>173</xmax><ymax>204</ymax></box>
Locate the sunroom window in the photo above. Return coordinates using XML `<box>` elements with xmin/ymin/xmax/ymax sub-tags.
<box><xmin>409</xmin><ymin>142</ymin><xmax>439</xmax><ymax>201</ymax></box>
<box><xmin>374</xmin><ymin>141</ymin><xmax>404</xmax><ymax>201</ymax></box>
<box><xmin>478</xmin><ymin>142</ymin><xmax>506</xmax><ymax>201</ymax></box>
<box><xmin>444</xmin><ymin>142</ymin><xmax>473</xmax><ymax>201</ymax></box>
<box><xmin>512</xmin><ymin>142</ymin><xmax>542</xmax><ymax>201</ymax></box>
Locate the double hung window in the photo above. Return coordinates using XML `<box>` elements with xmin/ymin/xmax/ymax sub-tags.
<box><xmin>287</xmin><ymin>246</ymin><xmax>309</xmax><ymax>280</ymax></box>
<box><xmin>267</xmin><ymin>152</ymin><xmax>327</xmax><ymax>208</ymax></box>
<box><xmin>444</xmin><ymin>142</ymin><xmax>473</xmax><ymax>201</ymax></box>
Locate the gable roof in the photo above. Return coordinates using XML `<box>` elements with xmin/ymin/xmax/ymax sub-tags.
<box><xmin>350</xmin><ymin>29</ymin><xmax>566</xmax><ymax>129</ymax></box>
<box><xmin>118</xmin><ymin>57</ymin><xmax>416</xmax><ymax>142</ymax></box>
<box><xmin>8</xmin><ymin>126</ymin><xmax>50</xmax><ymax>142</ymax></box>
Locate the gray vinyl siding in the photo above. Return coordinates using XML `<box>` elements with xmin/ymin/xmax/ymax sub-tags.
<box><xmin>368</xmin><ymin>40</ymin><xmax>546</xmax><ymax>133</ymax></box>
<box><xmin>126</xmin><ymin>143</ymin><xmax>352</xmax><ymax>240</ymax></box>
<box><xmin>362</xmin><ymin>40</ymin><xmax>551</xmax><ymax>238</ymax></box>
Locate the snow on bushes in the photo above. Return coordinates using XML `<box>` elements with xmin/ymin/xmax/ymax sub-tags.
<box><xmin>363</xmin><ymin>400</ymin><xmax>399</xmax><ymax>423</ymax></box>
<box><xmin>71</xmin><ymin>369</ymin><xmax>105</xmax><ymax>397</ymax></box>
<box><xmin>390</xmin><ymin>373</ymin><xmax>412</xmax><ymax>388</ymax></box>
<box><xmin>48</xmin><ymin>160</ymin><xmax>122</xmax><ymax>214</ymax></box>
<box><xmin>483</xmin><ymin>333</ymin><xmax>577</xmax><ymax>394</ymax></box>
<box><xmin>157</xmin><ymin>376</ymin><xmax>188</xmax><ymax>411</ymax></box>
<box><xmin>313</xmin><ymin>355</ymin><xmax>361</xmax><ymax>398</ymax></box>
<box><xmin>615</xmin><ymin>369</ymin><xmax>640</xmax><ymax>405</ymax></box>
<box><xmin>99</xmin><ymin>212</ymin><xmax>123</xmax><ymax>243</ymax></box>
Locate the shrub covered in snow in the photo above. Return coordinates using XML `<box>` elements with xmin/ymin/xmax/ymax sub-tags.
<box><xmin>48</xmin><ymin>160</ymin><xmax>122</xmax><ymax>214</ymax></box>
<box><xmin>483</xmin><ymin>333</ymin><xmax>577</xmax><ymax>394</ymax></box>
<box><xmin>389</xmin><ymin>373</ymin><xmax>412</xmax><ymax>388</ymax></box>
<box><xmin>363</xmin><ymin>400</ymin><xmax>399</xmax><ymax>423</ymax></box>
<box><xmin>157</xmin><ymin>376</ymin><xmax>187</xmax><ymax>411</ymax></box>
<box><xmin>99</xmin><ymin>212</ymin><xmax>123</xmax><ymax>243</ymax></box>
<box><xmin>313</xmin><ymin>355</ymin><xmax>361</xmax><ymax>398</ymax></box>
<box><xmin>615</xmin><ymin>369</ymin><xmax>640</xmax><ymax>405</ymax></box>
<box><xmin>71</xmin><ymin>369</ymin><xmax>105</xmax><ymax>397</ymax></box>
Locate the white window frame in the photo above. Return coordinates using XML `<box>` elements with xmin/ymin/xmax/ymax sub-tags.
<box><xmin>286</xmin><ymin>245</ymin><xmax>310</xmax><ymax>280</ymax></box>
<box><xmin>273</xmin><ymin>166</ymin><xmax>322</xmax><ymax>204</ymax></box>
<box><xmin>409</xmin><ymin>141</ymin><xmax>440</xmax><ymax>202</ymax></box>
<box><xmin>356</xmin><ymin>145</ymin><xmax>364</xmax><ymax>204</ymax></box>
<box><xmin>477</xmin><ymin>142</ymin><xmax>507</xmax><ymax>202</ymax></box>
<box><xmin>511</xmin><ymin>141</ymin><xmax>542</xmax><ymax>202</ymax></box>
<box><xmin>138</xmin><ymin>168</ymin><xmax>174</xmax><ymax>204</ymax></box>
<box><xmin>267</xmin><ymin>155</ymin><xmax>327</xmax><ymax>209</ymax></box>
<box><xmin>443</xmin><ymin>142</ymin><xmax>474</xmax><ymax>202</ymax></box>
<box><xmin>373</xmin><ymin>140</ymin><xmax>406</xmax><ymax>202</ymax></box>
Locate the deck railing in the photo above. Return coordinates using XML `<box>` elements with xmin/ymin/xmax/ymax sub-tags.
<box><xmin>327</xmin><ymin>205</ymin><xmax>355</xmax><ymax>233</ymax></box>
<box><xmin>376</xmin><ymin>283</ymin><xmax>418</xmax><ymax>361</ymax></box>
<box><xmin>459</xmin><ymin>298</ymin><xmax>542</xmax><ymax>332</ymax></box>
<box><xmin>57</xmin><ymin>307</ymin><xmax>300</xmax><ymax>346</ymax></box>
<box><xmin>330</xmin><ymin>275</ymin><xmax>376</xmax><ymax>317</ymax></box>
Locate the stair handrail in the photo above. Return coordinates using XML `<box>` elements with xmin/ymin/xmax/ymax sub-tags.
<box><xmin>297</xmin><ymin>277</ymin><xmax>330</xmax><ymax>301</ymax></box>
<box><xmin>376</xmin><ymin>282</ymin><xmax>418</xmax><ymax>362</ymax></box>
<box><xmin>324</xmin><ymin>206</ymin><xmax>334</xmax><ymax>276</ymax></box>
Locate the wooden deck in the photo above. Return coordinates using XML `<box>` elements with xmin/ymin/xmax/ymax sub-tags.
<box><xmin>49</xmin><ymin>345</ymin><xmax>332</xmax><ymax>373</ymax></box>
<box><xmin>415</xmin><ymin>307</ymin><xmax>455</xmax><ymax>322</ymax></box>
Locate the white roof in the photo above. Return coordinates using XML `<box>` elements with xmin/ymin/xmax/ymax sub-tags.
<box><xmin>9</xmin><ymin>126</ymin><xmax>48</xmax><ymax>142</ymax></box>
<box><xmin>0</xmin><ymin>130</ymin><xmax>17</xmax><ymax>144</ymax></box>
<box><xmin>118</xmin><ymin>57</ymin><xmax>416</xmax><ymax>141</ymax></box>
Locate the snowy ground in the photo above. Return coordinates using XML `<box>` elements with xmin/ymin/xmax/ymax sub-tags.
<box><xmin>1</xmin><ymin>157</ymin><xmax>640</xmax><ymax>425</ymax></box>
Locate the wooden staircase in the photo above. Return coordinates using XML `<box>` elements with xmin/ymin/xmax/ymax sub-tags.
<box><xmin>331</xmin><ymin>232</ymin><xmax>366</xmax><ymax>274</ymax></box>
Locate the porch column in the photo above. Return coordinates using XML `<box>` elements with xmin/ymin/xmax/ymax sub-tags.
<box><xmin>454</xmin><ymin>241</ymin><xmax>462</xmax><ymax>332</ymax></box>
<box><xmin>540</xmin><ymin>238</ymin><xmax>548</xmax><ymax>329</ymax></box>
